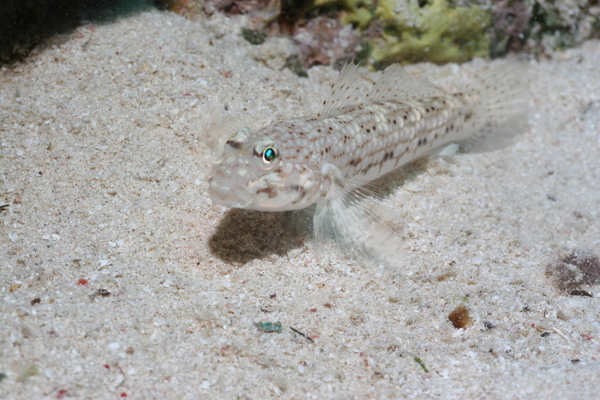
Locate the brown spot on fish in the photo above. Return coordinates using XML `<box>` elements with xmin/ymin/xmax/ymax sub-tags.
<box><xmin>349</xmin><ymin>157</ymin><xmax>362</xmax><ymax>166</ymax></box>
<box><xmin>226</xmin><ymin>140</ymin><xmax>242</xmax><ymax>149</ymax></box>
<box><xmin>256</xmin><ymin>187</ymin><xmax>278</xmax><ymax>199</ymax></box>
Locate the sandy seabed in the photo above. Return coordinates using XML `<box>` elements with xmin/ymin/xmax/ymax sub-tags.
<box><xmin>1</xmin><ymin>9</ymin><xmax>599</xmax><ymax>399</ymax></box>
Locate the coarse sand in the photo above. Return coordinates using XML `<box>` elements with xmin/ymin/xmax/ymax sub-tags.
<box><xmin>1</xmin><ymin>9</ymin><xmax>599</xmax><ymax>399</ymax></box>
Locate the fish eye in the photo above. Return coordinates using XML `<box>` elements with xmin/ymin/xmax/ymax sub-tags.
<box><xmin>252</xmin><ymin>139</ymin><xmax>280</xmax><ymax>170</ymax></box>
<box><xmin>262</xmin><ymin>146</ymin><xmax>278</xmax><ymax>163</ymax></box>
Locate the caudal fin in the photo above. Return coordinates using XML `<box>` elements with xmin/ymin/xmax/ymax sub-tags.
<box><xmin>458</xmin><ymin>58</ymin><xmax>530</xmax><ymax>152</ymax></box>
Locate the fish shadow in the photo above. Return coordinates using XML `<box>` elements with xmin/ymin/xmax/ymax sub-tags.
<box><xmin>208</xmin><ymin>208</ymin><xmax>308</xmax><ymax>264</ymax></box>
<box><xmin>208</xmin><ymin>158</ymin><xmax>435</xmax><ymax>264</ymax></box>
<box><xmin>364</xmin><ymin>158</ymin><xmax>432</xmax><ymax>198</ymax></box>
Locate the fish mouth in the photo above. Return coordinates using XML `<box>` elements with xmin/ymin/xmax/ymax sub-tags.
<box><xmin>207</xmin><ymin>163</ymin><xmax>253</xmax><ymax>209</ymax></box>
<box><xmin>208</xmin><ymin>181</ymin><xmax>252</xmax><ymax>208</ymax></box>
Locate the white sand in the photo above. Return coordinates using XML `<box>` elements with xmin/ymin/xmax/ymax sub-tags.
<box><xmin>1</xmin><ymin>10</ymin><xmax>599</xmax><ymax>399</ymax></box>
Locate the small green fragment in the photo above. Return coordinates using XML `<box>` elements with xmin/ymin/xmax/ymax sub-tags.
<box><xmin>255</xmin><ymin>321</ymin><xmax>282</xmax><ymax>333</ymax></box>
<box><xmin>18</xmin><ymin>364</ymin><xmax>38</xmax><ymax>382</ymax></box>
<box><xmin>242</xmin><ymin>28</ymin><xmax>267</xmax><ymax>45</ymax></box>
<box><xmin>0</xmin><ymin>372</ymin><xmax>6</xmax><ymax>382</ymax></box>
<box><xmin>354</xmin><ymin>40</ymin><xmax>372</xmax><ymax>65</ymax></box>
<box><xmin>284</xmin><ymin>55</ymin><xmax>309</xmax><ymax>78</ymax></box>
<box><xmin>414</xmin><ymin>357</ymin><xmax>428</xmax><ymax>373</ymax></box>
<box><xmin>453</xmin><ymin>295</ymin><xmax>469</xmax><ymax>303</ymax></box>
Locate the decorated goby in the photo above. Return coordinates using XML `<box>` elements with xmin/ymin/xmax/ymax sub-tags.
<box><xmin>208</xmin><ymin>61</ymin><xmax>528</xmax><ymax>264</ymax></box>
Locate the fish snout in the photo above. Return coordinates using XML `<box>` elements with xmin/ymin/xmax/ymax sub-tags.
<box><xmin>207</xmin><ymin>161</ymin><xmax>253</xmax><ymax>208</ymax></box>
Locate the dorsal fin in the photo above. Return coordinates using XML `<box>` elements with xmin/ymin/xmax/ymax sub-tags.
<box><xmin>369</xmin><ymin>64</ymin><xmax>442</xmax><ymax>103</ymax></box>
<box><xmin>319</xmin><ymin>63</ymin><xmax>442</xmax><ymax>120</ymax></box>
<box><xmin>318</xmin><ymin>62</ymin><xmax>368</xmax><ymax>119</ymax></box>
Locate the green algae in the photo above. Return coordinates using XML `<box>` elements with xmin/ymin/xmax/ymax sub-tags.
<box><xmin>341</xmin><ymin>0</ymin><xmax>375</xmax><ymax>29</ymax></box>
<box><xmin>18</xmin><ymin>364</ymin><xmax>38</xmax><ymax>382</ymax></box>
<box><xmin>242</xmin><ymin>28</ymin><xmax>268</xmax><ymax>45</ymax></box>
<box><xmin>290</xmin><ymin>0</ymin><xmax>491</xmax><ymax>67</ymax></box>
<box><xmin>414</xmin><ymin>357</ymin><xmax>429</xmax><ymax>373</ymax></box>
<box><xmin>372</xmin><ymin>0</ymin><xmax>491</xmax><ymax>67</ymax></box>
<box><xmin>313</xmin><ymin>0</ymin><xmax>375</xmax><ymax>29</ymax></box>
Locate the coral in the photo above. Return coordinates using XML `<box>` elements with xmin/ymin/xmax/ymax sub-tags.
<box><xmin>490</xmin><ymin>0</ymin><xmax>531</xmax><ymax>57</ymax></box>
<box><xmin>157</xmin><ymin>0</ymin><xmax>202</xmax><ymax>18</ymax></box>
<box><xmin>371</xmin><ymin>0</ymin><xmax>491</xmax><ymax>67</ymax></box>
<box><xmin>340</xmin><ymin>0</ymin><xmax>375</xmax><ymax>29</ymax></box>
<box><xmin>527</xmin><ymin>0</ymin><xmax>600</xmax><ymax>55</ymax></box>
<box><xmin>293</xmin><ymin>15</ymin><xmax>360</xmax><ymax>68</ymax></box>
<box><xmin>279</xmin><ymin>0</ymin><xmax>491</xmax><ymax>67</ymax></box>
<box><xmin>242</xmin><ymin>27</ymin><xmax>268</xmax><ymax>44</ymax></box>
<box><xmin>203</xmin><ymin>0</ymin><xmax>271</xmax><ymax>15</ymax></box>
<box><xmin>309</xmin><ymin>0</ymin><xmax>375</xmax><ymax>29</ymax></box>
<box><xmin>282</xmin><ymin>0</ymin><xmax>600</xmax><ymax>67</ymax></box>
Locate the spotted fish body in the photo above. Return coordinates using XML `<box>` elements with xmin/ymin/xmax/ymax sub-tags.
<box><xmin>208</xmin><ymin>60</ymin><xmax>528</xmax><ymax>265</ymax></box>
<box><xmin>268</xmin><ymin>86</ymin><xmax>473</xmax><ymax>189</ymax></box>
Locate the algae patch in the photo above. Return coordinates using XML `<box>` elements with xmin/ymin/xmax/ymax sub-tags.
<box><xmin>373</xmin><ymin>0</ymin><xmax>491</xmax><ymax>67</ymax></box>
<box><xmin>289</xmin><ymin>0</ymin><xmax>491</xmax><ymax>68</ymax></box>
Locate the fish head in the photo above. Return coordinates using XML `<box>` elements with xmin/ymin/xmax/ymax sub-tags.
<box><xmin>208</xmin><ymin>127</ymin><xmax>323</xmax><ymax>211</ymax></box>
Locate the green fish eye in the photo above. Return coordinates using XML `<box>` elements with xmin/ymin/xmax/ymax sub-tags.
<box><xmin>262</xmin><ymin>146</ymin><xmax>278</xmax><ymax>163</ymax></box>
<box><xmin>252</xmin><ymin>139</ymin><xmax>279</xmax><ymax>170</ymax></box>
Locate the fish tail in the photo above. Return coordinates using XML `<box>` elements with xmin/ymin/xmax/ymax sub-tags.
<box><xmin>459</xmin><ymin>58</ymin><xmax>530</xmax><ymax>152</ymax></box>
